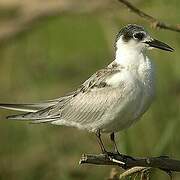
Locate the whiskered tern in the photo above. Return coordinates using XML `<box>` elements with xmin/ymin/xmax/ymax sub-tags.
<box><xmin>0</xmin><ymin>24</ymin><xmax>174</xmax><ymax>153</ymax></box>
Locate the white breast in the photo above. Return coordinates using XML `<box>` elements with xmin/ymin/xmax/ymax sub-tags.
<box><xmin>105</xmin><ymin>71</ymin><xmax>126</xmax><ymax>87</ymax></box>
<box><xmin>135</xmin><ymin>55</ymin><xmax>155</xmax><ymax>118</ymax></box>
<box><xmin>100</xmin><ymin>56</ymin><xmax>155</xmax><ymax>133</ymax></box>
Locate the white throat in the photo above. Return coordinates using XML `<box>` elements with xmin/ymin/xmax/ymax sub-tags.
<box><xmin>115</xmin><ymin>37</ymin><xmax>146</xmax><ymax>68</ymax></box>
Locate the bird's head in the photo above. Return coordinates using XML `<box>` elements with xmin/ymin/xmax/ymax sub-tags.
<box><xmin>115</xmin><ymin>24</ymin><xmax>174</xmax><ymax>53</ymax></box>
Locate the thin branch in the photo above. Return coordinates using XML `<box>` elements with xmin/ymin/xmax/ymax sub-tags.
<box><xmin>119</xmin><ymin>167</ymin><xmax>150</xmax><ymax>179</ymax></box>
<box><xmin>79</xmin><ymin>153</ymin><xmax>180</xmax><ymax>172</ymax></box>
<box><xmin>0</xmin><ymin>0</ymin><xmax>179</xmax><ymax>45</ymax></box>
<box><xmin>118</xmin><ymin>0</ymin><xmax>180</xmax><ymax>33</ymax></box>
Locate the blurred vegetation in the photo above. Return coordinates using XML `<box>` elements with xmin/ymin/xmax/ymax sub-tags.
<box><xmin>0</xmin><ymin>0</ymin><xmax>180</xmax><ymax>180</ymax></box>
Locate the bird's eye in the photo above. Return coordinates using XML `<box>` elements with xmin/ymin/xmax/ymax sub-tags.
<box><xmin>133</xmin><ymin>32</ymin><xmax>145</xmax><ymax>41</ymax></box>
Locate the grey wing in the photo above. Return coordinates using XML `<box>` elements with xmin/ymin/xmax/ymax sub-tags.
<box><xmin>80</xmin><ymin>64</ymin><xmax>120</xmax><ymax>91</ymax></box>
<box><xmin>51</xmin><ymin>65</ymin><xmax>123</xmax><ymax>128</ymax></box>
<box><xmin>51</xmin><ymin>87</ymin><xmax>119</xmax><ymax>130</ymax></box>
<box><xmin>5</xmin><ymin>64</ymin><xmax>122</xmax><ymax>124</ymax></box>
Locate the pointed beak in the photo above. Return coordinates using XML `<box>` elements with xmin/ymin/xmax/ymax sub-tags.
<box><xmin>144</xmin><ymin>39</ymin><xmax>174</xmax><ymax>52</ymax></box>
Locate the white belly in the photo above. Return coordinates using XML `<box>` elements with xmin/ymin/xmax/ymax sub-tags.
<box><xmin>100</xmin><ymin>82</ymin><xmax>154</xmax><ymax>133</ymax></box>
<box><xmin>100</xmin><ymin>58</ymin><xmax>155</xmax><ymax>133</ymax></box>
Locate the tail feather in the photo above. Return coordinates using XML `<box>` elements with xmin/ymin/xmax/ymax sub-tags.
<box><xmin>3</xmin><ymin>102</ymin><xmax>61</xmax><ymax>124</ymax></box>
<box><xmin>7</xmin><ymin>112</ymin><xmax>60</xmax><ymax>124</ymax></box>
<box><xmin>7</xmin><ymin>113</ymin><xmax>60</xmax><ymax>120</ymax></box>
<box><xmin>0</xmin><ymin>97</ymin><xmax>68</xmax><ymax>123</ymax></box>
<box><xmin>0</xmin><ymin>103</ymin><xmax>39</xmax><ymax>112</ymax></box>
<box><xmin>0</xmin><ymin>100</ymin><xmax>59</xmax><ymax>112</ymax></box>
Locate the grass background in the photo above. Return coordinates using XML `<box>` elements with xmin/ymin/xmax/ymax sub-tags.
<box><xmin>0</xmin><ymin>0</ymin><xmax>180</xmax><ymax>179</ymax></box>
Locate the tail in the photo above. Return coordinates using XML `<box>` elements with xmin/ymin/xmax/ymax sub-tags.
<box><xmin>0</xmin><ymin>95</ymin><xmax>73</xmax><ymax>123</ymax></box>
<box><xmin>0</xmin><ymin>99</ymin><xmax>59</xmax><ymax>112</ymax></box>
<box><xmin>0</xmin><ymin>99</ymin><xmax>61</xmax><ymax>122</ymax></box>
<box><xmin>0</xmin><ymin>103</ymin><xmax>44</xmax><ymax>112</ymax></box>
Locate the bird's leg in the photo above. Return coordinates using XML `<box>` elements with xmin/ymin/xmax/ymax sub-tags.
<box><xmin>95</xmin><ymin>129</ymin><xmax>107</xmax><ymax>154</ymax></box>
<box><xmin>110</xmin><ymin>132</ymin><xmax>135</xmax><ymax>162</ymax></box>
<box><xmin>110</xmin><ymin>132</ymin><xmax>120</xmax><ymax>154</ymax></box>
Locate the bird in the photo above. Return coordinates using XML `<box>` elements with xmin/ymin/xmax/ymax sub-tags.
<box><xmin>0</xmin><ymin>24</ymin><xmax>174</xmax><ymax>154</ymax></box>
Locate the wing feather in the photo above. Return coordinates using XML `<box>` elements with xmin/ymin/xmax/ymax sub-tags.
<box><xmin>4</xmin><ymin>61</ymin><xmax>124</xmax><ymax>126</ymax></box>
<box><xmin>52</xmin><ymin>87</ymin><xmax>118</xmax><ymax>128</ymax></box>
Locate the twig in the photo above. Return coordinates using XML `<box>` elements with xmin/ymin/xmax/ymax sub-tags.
<box><xmin>118</xmin><ymin>0</ymin><xmax>180</xmax><ymax>33</ymax></box>
<box><xmin>119</xmin><ymin>167</ymin><xmax>150</xmax><ymax>179</ymax></box>
<box><xmin>79</xmin><ymin>153</ymin><xmax>180</xmax><ymax>172</ymax></box>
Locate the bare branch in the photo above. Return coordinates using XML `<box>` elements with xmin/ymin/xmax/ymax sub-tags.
<box><xmin>119</xmin><ymin>167</ymin><xmax>151</xmax><ymax>179</ymax></box>
<box><xmin>0</xmin><ymin>0</ymin><xmax>179</xmax><ymax>45</ymax></box>
<box><xmin>79</xmin><ymin>153</ymin><xmax>180</xmax><ymax>172</ymax></box>
<box><xmin>118</xmin><ymin>0</ymin><xmax>180</xmax><ymax>33</ymax></box>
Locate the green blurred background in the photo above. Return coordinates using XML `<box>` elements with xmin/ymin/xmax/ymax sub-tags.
<box><xmin>0</xmin><ymin>0</ymin><xmax>179</xmax><ymax>179</ymax></box>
